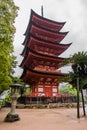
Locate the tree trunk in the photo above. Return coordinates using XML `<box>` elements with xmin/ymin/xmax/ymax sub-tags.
<box><xmin>81</xmin><ymin>89</ymin><xmax>86</xmax><ymax>116</ymax></box>
<box><xmin>77</xmin><ymin>77</ymin><xmax>80</xmax><ymax>118</ymax></box>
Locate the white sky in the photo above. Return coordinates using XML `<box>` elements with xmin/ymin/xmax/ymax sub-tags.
<box><xmin>13</xmin><ymin>0</ymin><xmax>87</xmax><ymax>76</ymax></box>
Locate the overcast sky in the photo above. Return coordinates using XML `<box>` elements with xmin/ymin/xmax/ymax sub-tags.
<box><xmin>13</xmin><ymin>0</ymin><xmax>87</xmax><ymax>76</ymax></box>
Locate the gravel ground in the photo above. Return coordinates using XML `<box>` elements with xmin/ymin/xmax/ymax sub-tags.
<box><xmin>0</xmin><ymin>107</ymin><xmax>87</xmax><ymax>130</ymax></box>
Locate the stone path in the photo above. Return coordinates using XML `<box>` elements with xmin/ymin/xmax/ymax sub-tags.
<box><xmin>0</xmin><ymin>108</ymin><xmax>87</xmax><ymax>130</ymax></box>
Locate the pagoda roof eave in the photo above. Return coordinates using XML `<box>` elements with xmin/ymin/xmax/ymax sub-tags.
<box><xmin>24</xmin><ymin>9</ymin><xmax>66</xmax><ymax>35</ymax></box>
<box><xmin>29</xmin><ymin>68</ymin><xmax>68</xmax><ymax>76</ymax></box>
<box><xmin>32</xmin><ymin>27</ymin><xmax>68</xmax><ymax>43</ymax></box>
<box><xmin>22</xmin><ymin>32</ymin><xmax>72</xmax><ymax>46</ymax></box>
<box><xmin>30</xmin><ymin>33</ymin><xmax>72</xmax><ymax>46</ymax></box>
<box><xmin>21</xmin><ymin>33</ymin><xmax>72</xmax><ymax>56</ymax></box>
<box><xmin>30</xmin><ymin>21</ymin><xmax>65</xmax><ymax>34</ymax></box>
<box><xmin>24</xmin><ymin>22</ymin><xmax>68</xmax><ymax>43</ymax></box>
<box><xmin>31</xmin><ymin>9</ymin><xmax>66</xmax><ymax>25</ymax></box>
<box><xmin>26</xmin><ymin>22</ymin><xmax>68</xmax><ymax>37</ymax></box>
<box><xmin>20</xmin><ymin>48</ymin><xmax>66</xmax><ymax>68</ymax></box>
<box><xmin>20</xmin><ymin>67</ymin><xmax>68</xmax><ymax>85</ymax></box>
<box><xmin>28</xmin><ymin>47</ymin><xmax>65</xmax><ymax>60</ymax></box>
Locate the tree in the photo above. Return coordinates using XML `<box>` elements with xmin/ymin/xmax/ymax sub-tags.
<box><xmin>60</xmin><ymin>83</ymin><xmax>77</xmax><ymax>96</ymax></box>
<box><xmin>0</xmin><ymin>0</ymin><xmax>19</xmax><ymax>92</ymax></box>
<box><xmin>61</xmin><ymin>51</ymin><xmax>87</xmax><ymax>118</ymax></box>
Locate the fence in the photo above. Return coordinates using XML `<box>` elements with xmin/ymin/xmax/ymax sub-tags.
<box><xmin>17</xmin><ymin>95</ymin><xmax>77</xmax><ymax>104</ymax></box>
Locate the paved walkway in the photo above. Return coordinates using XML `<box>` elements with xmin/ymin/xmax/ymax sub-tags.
<box><xmin>0</xmin><ymin>108</ymin><xmax>87</xmax><ymax>130</ymax></box>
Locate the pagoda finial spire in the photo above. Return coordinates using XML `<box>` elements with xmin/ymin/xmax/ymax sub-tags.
<box><xmin>41</xmin><ymin>5</ymin><xmax>44</xmax><ymax>17</ymax></box>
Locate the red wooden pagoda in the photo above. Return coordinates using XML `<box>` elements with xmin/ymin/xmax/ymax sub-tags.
<box><xmin>20</xmin><ymin>9</ymin><xmax>72</xmax><ymax>101</ymax></box>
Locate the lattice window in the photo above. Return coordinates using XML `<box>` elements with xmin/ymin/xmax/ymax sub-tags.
<box><xmin>38</xmin><ymin>88</ymin><xmax>43</xmax><ymax>92</ymax></box>
<box><xmin>52</xmin><ymin>88</ymin><xmax>57</xmax><ymax>92</ymax></box>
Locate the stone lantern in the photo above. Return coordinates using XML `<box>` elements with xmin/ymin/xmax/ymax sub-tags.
<box><xmin>4</xmin><ymin>83</ymin><xmax>22</xmax><ymax>122</ymax></box>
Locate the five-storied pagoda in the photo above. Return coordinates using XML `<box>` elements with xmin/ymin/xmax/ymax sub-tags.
<box><xmin>20</xmin><ymin>9</ymin><xmax>72</xmax><ymax>100</ymax></box>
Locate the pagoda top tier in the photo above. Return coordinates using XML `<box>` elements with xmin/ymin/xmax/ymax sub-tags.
<box><xmin>25</xmin><ymin>9</ymin><xmax>66</xmax><ymax>35</ymax></box>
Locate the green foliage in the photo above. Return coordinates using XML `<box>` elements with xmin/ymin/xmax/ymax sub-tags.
<box><xmin>60</xmin><ymin>84</ymin><xmax>77</xmax><ymax>96</ymax></box>
<box><xmin>0</xmin><ymin>92</ymin><xmax>11</xmax><ymax>108</ymax></box>
<box><xmin>10</xmin><ymin>55</ymin><xmax>18</xmax><ymax>75</ymax></box>
<box><xmin>62</xmin><ymin>51</ymin><xmax>87</xmax><ymax>90</ymax></box>
<box><xmin>61</xmin><ymin>51</ymin><xmax>87</xmax><ymax>66</ymax></box>
<box><xmin>0</xmin><ymin>100</ymin><xmax>4</xmax><ymax>109</ymax></box>
<box><xmin>12</xmin><ymin>76</ymin><xmax>22</xmax><ymax>84</ymax></box>
<box><xmin>11</xmin><ymin>76</ymin><xmax>30</xmax><ymax>96</ymax></box>
<box><xmin>25</xmin><ymin>87</ymin><xmax>30</xmax><ymax>94</ymax></box>
<box><xmin>5</xmin><ymin>93</ymin><xmax>11</xmax><ymax>105</ymax></box>
<box><xmin>0</xmin><ymin>0</ymin><xmax>19</xmax><ymax>91</ymax></box>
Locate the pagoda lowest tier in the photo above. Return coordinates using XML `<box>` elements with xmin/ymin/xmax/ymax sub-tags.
<box><xmin>20</xmin><ymin>9</ymin><xmax>72</xmax><ymax>98</ymax></box>
<box><xmin>21</xmin><ymin>68</ymin><xmax>67</xmax><ymax>97</ymax></box>
<box><xmin>21</xmin><ymin>34</ymin><xmax>72</xmax><ymax>57</ymax></box>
